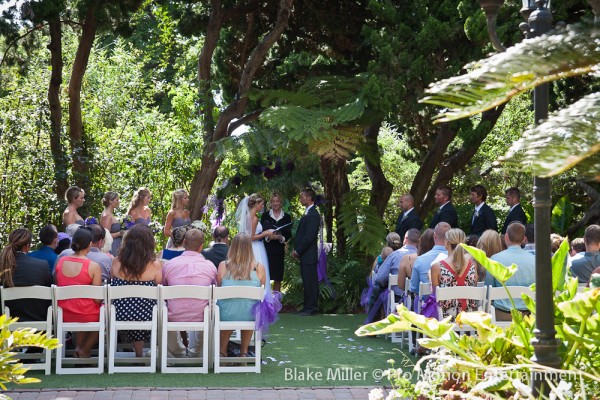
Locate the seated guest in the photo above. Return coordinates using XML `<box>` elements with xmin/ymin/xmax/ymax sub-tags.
<box><xmin>55</xmin><ymin>232</ymin><xmax>71</xmax><ymax>255</ymax></box>
<box><xmin>0</xmin><ymin>228</ymin><xmax>53</xmax><ymax>321</ymax></box>
<box><xmin>110</xmin><ymin>225</ymin><xmax>162</xmax><ymax>358</ymax></box>
<box><xmin>54</xmin><ymin>227</ymin><xmax>102</xmax><ymax>358</ymax></box>
<box><xmin>465</xmin><ymin>234</ymin><xmax>479</xmax><ymax>247</ymax></box>
<box><xmin>163</xmin><ymin>229</ymin><xmax>217</xmax><ymax>357</ymax></box>
<box><xmin>523</xmin><ymin>224</ymin><xmax>535</xmax><ymax>254</ymax></box>
<box><xmin>398</xmin><ymin>229</ymin><xmax>434</xmax><ymax>290</ymax></box>
<box><xmin>550</xmin><ymin>233</ymin><xmax>563</xmax><ymax>254</ymax></box>
<box><xmin>202</xmin><ymin>226</ymin><xmax>230</xmax><ymax>269</ymax></box>
<box><xmin>216</xmin><ymin>233</ymin><xmax>266</xmax><ymax>360</ymax></box>
<box><xmin>56</xmin><ymin>224</ymin><xmax>112</xmax><ymax>282</ymax></box>
<box><xmin>158</xmin><ymin>226</ymin><xmax>187</xmax><ymax>261</ymax></box>
<box><xmin>569</xmin><ymin>237</ymin><xmax>585</xmax><ymax>262</ymax></box>
<box><xmin>571</xmin><ymin>225</ymin><xmax>600</xmax><ymax>284</ymax></box>
<box><xmin>29</xmin><ymin>224</ymin><xmax>59</xmax><ymax>274</ymax></box>
<box><xmin>475</xmin><ymin>230</ymin><xmax>503</xmax><ymax>282</ymax></box>
<box><xmin>375</xmin><ymin>229</ymin><xmax>419</xmax><ymax>298</ymax></box>
<box><xmin>431</xmin><ymin>229</ymin><xmax>478</xmax><ymax>318</ymax></box>
<box><xmin>371</xmin><ymin>246</ymin><xmax>394</xmax><ymax>275</ymax></box>
<box><xmin>485</xmin><ymin>222</ymin><xmax>535</xmax><ymax>321</ymax></box>
<box><xmin>410</xmin><ymin>222</ymin><xmax>451</xmax><ymax>295</ymax></box>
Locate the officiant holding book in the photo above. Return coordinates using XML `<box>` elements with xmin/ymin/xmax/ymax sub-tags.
<box><xmin>261</xmin><ymin>193</ymin><xmax>293</xmax><ymax>293</ymax></box>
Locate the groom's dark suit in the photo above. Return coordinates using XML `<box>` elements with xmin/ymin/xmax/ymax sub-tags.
<box><xmin>294</xmin><ymin>205</ymin><xmax>321</xmax><ymax>313</ymax></box>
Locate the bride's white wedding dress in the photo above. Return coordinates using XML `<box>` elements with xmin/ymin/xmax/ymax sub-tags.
<box><xmin>252</xmin><ymin>221</ymin><xmax>271</xmax><ymax>293</ymax></box>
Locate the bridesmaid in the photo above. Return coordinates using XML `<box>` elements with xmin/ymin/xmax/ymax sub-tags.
<box><xmin>163</xmin><ymin>189</ymin><xmax>191</xmax><ymax>239</ymax></box>
<box><xmin>100</xmin><ymin>191</ymin><xmax>123</xmax><ymax>256</ymax></box>
<box><xmin>127</xmin><ymin>187</ymin><xmax>152</xmax><ymax>225</ymax></box>
<box><xmin>63</xmin><ymin>186</ymin><xmax>85</xmax><ymax>228</ymax></box>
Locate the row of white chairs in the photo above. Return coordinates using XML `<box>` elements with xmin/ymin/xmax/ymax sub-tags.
<box><xmin>0</xmin><ymin>284</ymin><xmax>264</xmax><ymax>375</ymax></box>
<box><xmin>387</xmin><ymin>275</ymin><xmax>536</xmax><ymax>351</ymax></box>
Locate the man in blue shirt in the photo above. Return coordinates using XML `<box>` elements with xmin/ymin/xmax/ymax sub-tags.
<box><xmin>410</xmin><ymin>222</ymin><xmax>450</xmax><ymax>294</ymax></box>
<box><xmin>28</xmin><ymin>224</ymin><xmax>58</xmax><ymax>274</ymax></box>
<box><xmin>375</xmin><ymin>228</ymin><xmax>419</xmax><ymax>298</ymax></box>
<box><xmin>485</xmin><ymin>222</ymin><xmax>535</xmax><ymax>321</ymax></box>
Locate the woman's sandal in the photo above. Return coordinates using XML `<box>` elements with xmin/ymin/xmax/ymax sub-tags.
<box><xmin>238</xmin><ymin>352</ymin><xmax>248</xmax><ymax>366</ymax></box>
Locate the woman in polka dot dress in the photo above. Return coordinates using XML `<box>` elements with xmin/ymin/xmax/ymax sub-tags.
<box><xmin>110</xmin><ymin>224</ymin><xmax>162</xmax><ymax>357</ymax></box>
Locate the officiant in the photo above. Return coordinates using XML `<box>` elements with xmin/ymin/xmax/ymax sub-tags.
<box><xmin>261</xmin><ymin>193</ymin><xmax>293</xmax><ymax>293</ymax></box>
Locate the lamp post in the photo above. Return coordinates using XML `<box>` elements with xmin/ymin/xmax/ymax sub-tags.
<box><xmin>478</xmin><ymin>0</ymin><xmax>565</xmax><ymax>395</ymax></box>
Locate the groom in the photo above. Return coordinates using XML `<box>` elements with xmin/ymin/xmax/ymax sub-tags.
<box><xmin>292</xmin><ymin>188</ymin><xmax>320</xmax><ymax>316</ymax></box>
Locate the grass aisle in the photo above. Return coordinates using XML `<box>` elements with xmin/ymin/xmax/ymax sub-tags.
<box><xmin>12</xmin><ymin>313</ymin><xmax>417</xmax><ymax>389</ymax></box>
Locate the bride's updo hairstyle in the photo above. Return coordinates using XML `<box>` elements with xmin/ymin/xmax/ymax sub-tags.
<box><xmin>128</xmin><ymin>187</ymin><xmax>151</xmax><ymax>214</ymax></box>
<box><xmin>247</xmin><ymin>193</ymin><xmax>264</xmax><ymax>210</ymax></box>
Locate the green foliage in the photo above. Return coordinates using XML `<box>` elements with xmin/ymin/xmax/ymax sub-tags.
<box><xmin>356</xmin><ymin>240</ymin><xmax>600</xmax><ymax>397</ymax></box>
<box><xmin>551</xmin><ymin>196</ymin><xmax>575</xmax><ymax>236</ymax></box>
<box><xmin>0</xmin><ymin>315</ymin><xmax>59</xmax><ymax>390</ymax></box>
<box><xmin>281</xmin><ymin>253</ymin><xmax>369</xmax><ymax>314</ymax></box>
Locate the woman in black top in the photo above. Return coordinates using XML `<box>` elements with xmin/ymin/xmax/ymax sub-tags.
<box><xmin>261</xmin><ymin>193</ymin><xmax>292</xmax><ymax>293</ymax></box>
<box><xmin>0</xmin><ymin>228</ymin><xmax>53</xmax><ymax>321</ymax></box>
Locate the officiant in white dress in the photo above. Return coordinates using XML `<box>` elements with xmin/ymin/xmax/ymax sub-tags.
<box><xmin>236</xmin><ymin>193</ymin><xmax>279</xmax><ymax>293</ymax></box>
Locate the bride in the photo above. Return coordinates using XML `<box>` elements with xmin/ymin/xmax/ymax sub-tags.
<box><xmin>236</xmin><ymin>194</ymin><xmax>278</xmax><ymax>292</ymax></box>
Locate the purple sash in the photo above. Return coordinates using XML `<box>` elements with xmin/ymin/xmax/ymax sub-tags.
<box><xmin>252</xmin><ymin>290</ymin><xmax>282</xmax><ymax>337</ymax></box>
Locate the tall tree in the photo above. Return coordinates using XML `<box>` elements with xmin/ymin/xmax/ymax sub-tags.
<box><xmin>188</xmin><ymin>0</ymin><xmax>294</xmax><ymax>219</ymax></box>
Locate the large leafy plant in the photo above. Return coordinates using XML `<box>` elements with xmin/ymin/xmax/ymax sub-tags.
<box><xmin>356</xmin><ymin>239</ymin><xmax>600</xmax><ymax>398</ymax></box>
<box><xmin>0</xmin><ymin>315</ymin><xmax>59</xmax><ymax>395</ymax></box>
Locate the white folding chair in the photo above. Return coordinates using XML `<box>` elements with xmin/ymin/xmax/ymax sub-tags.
<box><xmin>107</xmin><ymin>284</ymin><xmax>159</xmax><ymax>373</ymax></box>
<box><xmin>436</xmin><ymin>286</ymin><xmax>487</xmax><ymax>334</ymax></box>
<box><xmin>160</xmin><ymin>285</ymin><xmax>212</xmax><ymax>373</ymax></box>
<box><xmin>0</xmin><ymin>286</ymin><xmax>53</xmax><ymax>375</ymax></box>
<box><xmin>388</xmin><ymin>274</ymin><xmax>409</xmax><ymax>347</ymax></box>
<box><xmin>53</xmin><ymin>285</ymin><xmax>106</xmax><ymax>374</ymax></box>
<box><xmin>213</xmin><ymin>285</ymin><xmax>263</xmax><ymax>373</ymax></box>
<box><xmin>487</xmin><ymin>286</ymin><xmax>535</xmax><ymax>328</ymax></box>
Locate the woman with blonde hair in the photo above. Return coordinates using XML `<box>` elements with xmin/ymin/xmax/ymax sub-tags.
<box><xmin>63</xmin><ymin>186</ymin><xmax>86</xmax><ymax>228</ymax></box>
<box><xmin>216</xmin><ymin>233</ymin><xmax>266</xmax><ymax>360</ymax></box>
<box><xmin>100</xmin><ymin>191</ymin><xmax>123</xmax><ymax>256</ymax></box>
<box><xmin>476</xmin><ymin>230</ymin><xmax>503</xmax><ymax>281</ymax></box>
<box><xmin>127</xmin><ymin>187</ymin><xmax>152</xmax><ymax>225</ymax></box>
<box><xmin>163</xmin><ymin>189</ymin><xmax>191</xmax><ymax>246</ymax></box>
<box><xmin>430</xmin><ymin>228</ymin><xmax>478</xmax><ymax>318</ymax></box>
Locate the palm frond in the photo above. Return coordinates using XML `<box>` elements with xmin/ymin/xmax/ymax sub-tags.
<box><xmin>501</xmin><ymin>92</ymin><xmax>600</xmax><ymax>178</ymax></box>
<box><xmin>421</xmin><ymin>23</ymin><xmax>600</xmax><ymax>122</ymax></box>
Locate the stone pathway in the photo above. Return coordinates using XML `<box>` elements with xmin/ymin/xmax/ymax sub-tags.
<box><xmin>4</xmin><ymin>387</ymin><xmax>374</xmax><ymax>400</ymax></box>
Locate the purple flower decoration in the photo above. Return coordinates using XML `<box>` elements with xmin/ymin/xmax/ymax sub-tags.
<box><xmin>84</xmin><ymin>216</ymin><xmax>98</xmax><ymax>226</ymax></box>
<box><xmin>121</xmin><ymin>215</ymin><xmax>135</xmax><ymax>231</ymax></box>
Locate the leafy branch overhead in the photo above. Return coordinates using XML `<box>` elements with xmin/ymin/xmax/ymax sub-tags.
<box><xmin>420</xmin><ymin>23</ymin><xmax>600</xmax><ymax>178</ymax></box>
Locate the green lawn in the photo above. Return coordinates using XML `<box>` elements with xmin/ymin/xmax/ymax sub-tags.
<box><xmin>9</xmin><ymin>313</ymin><xmax>416</xmax><ymax>390</ymax></box>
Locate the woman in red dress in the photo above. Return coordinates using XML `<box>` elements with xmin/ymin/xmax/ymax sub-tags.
<box><xmin>54</xmin><ymin>227</ymin><xmax>103</xmax><ymax>358</ymax></box>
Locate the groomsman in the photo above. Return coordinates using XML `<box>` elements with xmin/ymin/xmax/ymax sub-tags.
<box><xmin>429</xmin><ymin>185</ymin><xmax>458</xmax><ymax>229</ymax></box>
<box><xmin>501</xmin><ymin>187</ymin><xmax>528</xmax><ymax>234</ymax></box>
<box><xmin>292</xmin><ymin>188</ymin><xmax>321</xmax><ymax>316</ymax></box>
<box><xmin>469</xmin><ymin>184</ymin><xmax>497</xmax><ymax>236</ymax></box>
<box><xmin>395</xmin><ymin>194</ymin><xmax>423</xmax><ymax>240</ymax></box>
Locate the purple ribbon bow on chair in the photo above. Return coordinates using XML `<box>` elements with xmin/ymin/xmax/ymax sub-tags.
<box><xmin>252</xmin><ymin>291</ymin><xmax>283</xmax><ymax>337</ymax></box>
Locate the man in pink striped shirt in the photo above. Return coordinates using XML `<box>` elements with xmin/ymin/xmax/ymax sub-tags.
<box><xmin>163</xmin><ymin>229</ymin><xmax>217</xmax><ymax>357</ymax></box>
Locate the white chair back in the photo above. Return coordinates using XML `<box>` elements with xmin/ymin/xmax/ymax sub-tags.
<box><xmin>53</xmin><ymin>284</ymin><xmax>107</xmax><ymax>374</ymax></box>
<box><xmin>436</xmin><ymin>286</ymin><xmax>487</xmax><ymax>333</ymax></box>
<box><xmin>487</xmin><ymin>285</ymin><xmax>535</xmax><ymax>328</ymax></box>
<box><xmin>160</xmin><ymin>285</ymin><xmax>212</xmax><ymax>373</ymax></box>
<box><xmin>0</xmin><ymin>285</ymin><xmax>53</xmax><ymax>375</ymax></box>
<box><xmin>213</xmin><ymin>285</ymin><xmax>263</xmax><ymax>373</ymax></box>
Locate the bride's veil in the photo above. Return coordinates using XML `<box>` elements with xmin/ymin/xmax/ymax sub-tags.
<box><xmin>235</xmin><ymin>196</ymin><xmax>253</xmax><ymax>234</ymax></box>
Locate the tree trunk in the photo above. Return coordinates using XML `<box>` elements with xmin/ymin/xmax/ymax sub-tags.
<box><xmin>364</xmin><ymin>122</ymin><xmax>393</xmax><ymax>217</ymax></box>
<box><xmin>47</xmin><ymin>18</ymin><xmax>69</xmax><ymax>198</ymax></box>
<box><xmin>68</xmin><ymin>3</ymin><xmax>98</xmax><ymax>190</ymax></box>
<box><xmin>189</xmin><ymin>0</ymin><xmax>294</xmax><ymax>219</ymax></box>
<box><xmin>320</xmin><ymin>156</ymin><xmax>350</xmax><ymax>255</ymax></box>
<box><xmin>412</xmin><ymin>105</ymin><xmax>506</xmax><ymax>220</ymax></box>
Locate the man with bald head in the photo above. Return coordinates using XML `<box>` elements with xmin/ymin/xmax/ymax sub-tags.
<box><xmin>395</xmin><ymin>194</ymin><xmax>423</xmax><ymax>241</ymax></box>
<box><xmin>409</xmin><ymin>222</ymin><xmax>451</xmax><ymax>294</ymax></box>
